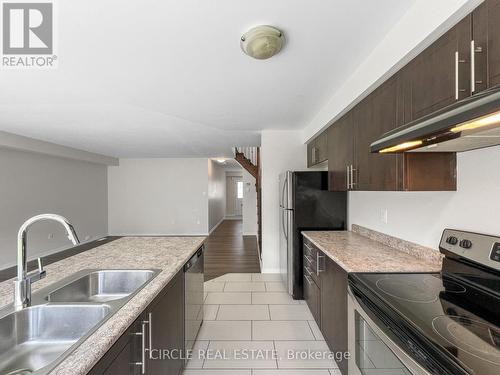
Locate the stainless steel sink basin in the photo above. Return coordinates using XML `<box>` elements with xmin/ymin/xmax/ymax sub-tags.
<box><xmin>46</xmin><ymin>270</ymin><xmax>156</xmax><ymax>303</ymax></box>
<box><xmin>0</xmin><ymin>268</ymin><xmax>160</xmax><ymax>374</ymax></box>
<box><xmin>0</xmin><ymin>305</ymin><xmax>110</xmax><ymax>375</ymax></box>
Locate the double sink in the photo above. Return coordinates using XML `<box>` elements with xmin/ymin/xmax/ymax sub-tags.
<box><xmin>0</xmin><ymin>269</ymin><xmax>160</xmax><ymax>375</ymax></box>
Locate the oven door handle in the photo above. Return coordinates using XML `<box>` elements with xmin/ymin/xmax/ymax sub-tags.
<box><xmin>348</xmin><ymin>287</ymin><xmax>433</xmax><ymax>375</ymax></box>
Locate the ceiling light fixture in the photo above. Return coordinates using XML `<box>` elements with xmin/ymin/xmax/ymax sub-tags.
<box><xmin>216</xmin><ymin>159</ymin><xmax>226</xmax><ymax>164</ymax></box>
<box><xmin>241</xmin><ymin>25</ymin><xmax>285</xmax><ymax>60</ymax></box>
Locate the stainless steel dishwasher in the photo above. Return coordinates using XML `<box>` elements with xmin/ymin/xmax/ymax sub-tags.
<box><xmin>184</xmin><ymin>246</ymin><xmax>204</xmax><ymax>352</ymax></box>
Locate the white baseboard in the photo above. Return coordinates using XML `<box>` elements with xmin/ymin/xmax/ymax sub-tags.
<box><xmin>261</xmin><ymin>268</ymin><xmax>280</xmax><ymax>274</ymax></box>
<box><xmin>224</xmin><ymin>215</ymin><xmax>242</xmax><ymax>220</ymax></box>
<box><xmin>243</xmin><ymin>231</ymin><xmax>258</xmax><ymax>236</ymax></box>
<box><xmin>208</xmin><ymin>218</ymin><xmax>225</xmax><ymax>235</ymax></box>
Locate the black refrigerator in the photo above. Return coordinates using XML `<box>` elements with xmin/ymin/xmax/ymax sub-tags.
<box><xmin>279</xmin><ymin>171</ymin><xmax>346</xmax><ymax>299</ymax></box>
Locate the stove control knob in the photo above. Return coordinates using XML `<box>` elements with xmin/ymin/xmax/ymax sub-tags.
<box><xmin>459</xmin><ymin>239</ymin><xmax>473</xmax><ymax>249</ymax></box>
<box><xmin>446</xmin><ymin>236</ymin><xmax>458</xmax><ymax>245</ymax></box>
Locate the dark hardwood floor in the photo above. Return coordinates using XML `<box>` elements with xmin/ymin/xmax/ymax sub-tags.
<box><xmin>204</xmin><ymin>219</ymin><xmax>261</xmax><ymax>281</ymax></box>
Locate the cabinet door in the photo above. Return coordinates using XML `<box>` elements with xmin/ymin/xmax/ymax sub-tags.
<box><xmin>411</xmin><ymin>16</ymin><xmax>472</xmax><ymax>120</ymax></box>
<box><xmin>320</xmin><ymin>255</ymin><xmax>348</xmax><ymax>375</ymax></box>
<box><xmin>316</xmin><ymin>132</ymin><xmax>328</xmax><ymax>163</ymax></box>
<box><xmin>307</xmin><ymin>141</ymin><xmax>316</xmax><ymax>167</ymax></box>
<box><xmin>303</xmin><ymin>274</ymin><xmax>320</xmax><ymax>326</ymax></box>
<box><xmin>354</xmin><ymin>80</ymin><xmax>398</xmax><ymax>191</ymax></box>
<box><xmin>103</xmin><ymin>341</ymin><xmax>134</xmax><ymax>375</ymax></box>
<box><xmin>148</xmin><ymin>272</ymin><xmax>185</xmax><ymax>375</ymax></box>
<box><xmin>327</xmin><ymin>114</ymin><xmax>354</xmax><ymax>191</ymax></box>
<box><xmin>89</xmin><ymin>316</ymin><xmax>144</xmax><ymax>375</ymax></box>
<box><xmin>472</xmin><ymin>0</ymin><xmax>500</xmax><ymax>91</ymax></box>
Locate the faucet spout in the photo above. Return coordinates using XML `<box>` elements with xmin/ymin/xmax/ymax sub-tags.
<box><xmin>15</xmin><ymin>214</ymin><xmax>80</xmax><ymax>310</ymax></box>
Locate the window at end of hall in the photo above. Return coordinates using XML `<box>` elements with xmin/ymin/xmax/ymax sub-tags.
<box><xmin>237</xmin><ymin>181</ymin><xmax>244</xmax><ymax>199</ymax></box>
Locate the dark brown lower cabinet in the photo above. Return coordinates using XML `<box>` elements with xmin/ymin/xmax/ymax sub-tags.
<box><xmin>303</xmin><ymin>273</ymin><xmax>320</xmax><ymax>325</ymax></box>
<box><xmin>89</xmin><ymin>312</ymin><xmax>145</xmax><ymax>375</ymax></box>
<box><xmin>103</xmin><ymin>336</ymin><xmax>138</xmax><ymax>375</ymax></box>
<box><xmin>303</xmin><ymin>236</ymin><xmax>349</xmax><ymax>375</ymax></box>
<box><xmin>148</xmin><ymin>271</ymin><xmax>185</xmax><ymax>375</ymax></box>
<box><xmin>320</xmin><ymin>255</ymin><xmax>348</xmax><ymax>375</ymax></box>
<box><xmin>89</xmin><ymin>269</ymin><xmax>186</xmax><ymax>375</ymax></box>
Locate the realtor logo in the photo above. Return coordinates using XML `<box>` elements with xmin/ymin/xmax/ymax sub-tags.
<box><xmin>1</xmin><ymin>1</ymin><xmax>57</xmax><ymax>68</ymax></box>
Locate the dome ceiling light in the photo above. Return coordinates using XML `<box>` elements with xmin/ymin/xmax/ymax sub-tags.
<box><xmin>240</xmin><ymin>25</ymin><xmax>285</xmax><ymax>60</ymax></box>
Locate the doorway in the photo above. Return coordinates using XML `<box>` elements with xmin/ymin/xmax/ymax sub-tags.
<box><xmin>226</xmin><ymin>175</ymin><xmax>243</xmax><ymax>217</ymax></box>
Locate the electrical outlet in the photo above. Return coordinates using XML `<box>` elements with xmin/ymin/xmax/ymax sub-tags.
<box><xmin>48</xmin><ymin>233</ymin><xmax>54</xmax><ymax>240</ymax></box>
<box><xmin>380</xmin><ymin>208</ymin><xmax>388</xmax><ymax>224</ymax></box>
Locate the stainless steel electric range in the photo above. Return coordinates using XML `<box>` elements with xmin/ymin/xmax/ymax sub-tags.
<box><xmin>347</xmin><ymin>229</ymin><xmax>500</xmax><ymax>375</ymax></box>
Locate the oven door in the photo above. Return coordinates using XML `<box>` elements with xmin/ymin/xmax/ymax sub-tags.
<box><xmin>347</xmin><ymin>287</ymin><xmax>432</xmax><ymax>375</ymax></box>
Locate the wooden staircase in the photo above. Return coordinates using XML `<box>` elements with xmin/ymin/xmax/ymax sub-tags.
<box><xmin>234</xmin><ymin>147</ymin><xmax>262</xmax><ymax>256</ymax></box>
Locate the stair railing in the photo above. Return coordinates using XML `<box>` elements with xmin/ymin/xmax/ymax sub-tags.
<box><xmin>235</xmin><ymin>146</ymin><xmax>259</xmax><ymax>166</ymax></box>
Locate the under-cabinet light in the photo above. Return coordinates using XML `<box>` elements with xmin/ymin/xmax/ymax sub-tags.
<box><xmin>379</xmin><ymin>140</ymin><xmax>423</xmax><ymax>153</ymax></box>
<box><xmin>450</xmin><ymin>111</ymin><xmax>500</xmax><ymax>133</ymax></box>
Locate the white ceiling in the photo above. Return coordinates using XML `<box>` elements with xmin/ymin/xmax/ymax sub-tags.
<box><xmin>0</xmin><ymin>0</ymin><xmax>414</xmax><ymax>158</ymax></box>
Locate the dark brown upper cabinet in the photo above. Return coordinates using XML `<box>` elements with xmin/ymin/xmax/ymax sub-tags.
<box><xmin>327</xmin><ymin>113</ymin><xmax>354</xmax><ymax>191</ymax></box>
<box><xmin>316</xmin><ymin>132</ymin><xmax>328</xmax><ymax>163</ymax></box>
<box><xmin>323</xmin><ymin>1</ymin><xmax>500</xmax><ymax>192</ymax></box>
<box><xmin>410</xmin><ymin>16</ymin><xmax>472</xmax><ymax>121</ymax></box>
<box><xmin>354</xmin><ymin>78</ymin><xmax>399</xmax><ymax>191</ymax></box>
<box><xmin>396</xmin><ymin>65</ymin><xmax>458</xmax><ymax>191</ymax></box>
<box><xmin>307</xmin><ymin>131</ymin><xmax>328</xmax><ymax>167</ymax></box>
<box><xmin>472</xmin><ymin>0</ymin><xmax>500</xmax><ymax>92</ymax></box>
<box><xmin>327</xmin><ymin>63</ymin><xmax>458</xmax><ymax>192</ymax></box>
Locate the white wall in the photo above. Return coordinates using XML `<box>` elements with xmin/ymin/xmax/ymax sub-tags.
<box><xmin>208</xmin><ymin>160</ymin><xmax>226</xmax><ymax>232</ymax></box>
<box><xmin>242</xmin><ymin>170</ymin><xmax>258</xmax><ymax>236</ymax></box>
<box><xmin>108</xmin><ymin>159</ymin><xmax>209</xmax><ymax>235</ymax></box>
<box><xmin>302</xmin><ymin>0</ymin><xmax>482</xmax><ymax>142</ymax></box>
<box><xmin>261</xmin><ymin>130</ymin><xmax>307</xmax><ymax>272</ymax></box>
<box><xmin>349</xmin><ymin>146</ymin><xmax>500</xmax><ymax>249</ymax></box>
<box><xmin>0</xmin><ymin>148</ymin><xmax>108</xmax><ymax>269</ymax></box>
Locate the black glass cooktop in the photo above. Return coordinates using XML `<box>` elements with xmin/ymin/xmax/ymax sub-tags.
<box><xmin>349</xmin><ymin>271</ymin><xmax>500</xmax><ymax>375</ymax></box>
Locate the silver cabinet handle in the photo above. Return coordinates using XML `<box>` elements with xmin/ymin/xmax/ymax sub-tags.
<box><xmin>455</xmin><ymin>51</ymin><xmax>459</xmax><ymax>100</ymax></box>
<box><xmin>470</xmin><ymin>40</ymin><xmax>484</xmax><ymax>94</ymax></box>
<box><xmin>455</xmin><ymin>51</ymin><xmax>467</xmax><ymax>100</ymax></box>
<box><xmin>132</xmin><ymin>321</ymin><xmax>147</xmax><ymax>374</ymax></box>
<box><xmin>304</xmin><ymin>266</ymin><xmax>313</xmax><ymax>277</ymax></box>
<box><xmin>317</xmin><ymin>253</ymin><xmax>324</xmax><ymax>275</ymax></box>
<box><xmin>305</xmin><ymin>275</ymin><xmax>313</xmax><ymax>285</ymax></box>
<box><xmin>304</xmin><ymin>243</ymin><xmax>313</xmax><ymax>254</ymax></box>
<box><xmin>350</xmin><ymin>165</ymin><xmax>356</xmax><ymax>189</ymax></box>
<box><xmin>346</xmin><ymin>165</ymin><xmax>350</xmax><ymax>190</ymax></box>
<box><xmin>147</xmin><ymin>312</ymin><xmax>153</xmax><ymax>357</ymax></box>
<box><xmin>471</xmin><ymin>40</ymin><xmax>475</xmax><ymax>94</ymax></box>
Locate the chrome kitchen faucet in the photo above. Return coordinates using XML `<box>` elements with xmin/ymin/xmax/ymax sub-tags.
<box><xmin>14</xmin><ymin>214</ymin><xmax>80</xmax><ymax>310</ymax></box>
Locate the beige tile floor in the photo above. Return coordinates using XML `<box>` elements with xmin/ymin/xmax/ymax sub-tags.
<box><xmin>183</xmin><ymin>273</ymin><xmax>341</xmax><ymax>375</ymax></box>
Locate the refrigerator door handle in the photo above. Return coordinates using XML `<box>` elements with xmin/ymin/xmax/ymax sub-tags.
<box><xmin>286</xmin><ymin>209</ymin><xmax>294</xmax><ymax>295</ymax></box>
<box><xmin>283</xmin><ymin>173</ymin><xmax>289</xmax><ymax>209</ymax></box>
<box><xmin>281</xmin><ymin>208</ymin><xmax>288</xmax><ymax>241</ymax></box>
<box><xmin>280</xmin><ymin>174</ymin><xmax>287</xmax><ymax>208</ymax></box>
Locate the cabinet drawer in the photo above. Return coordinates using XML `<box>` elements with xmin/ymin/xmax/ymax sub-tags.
<box><xmin>304</xmin><ymin>256</ymin><xmax>319</xmax><ymax>285</ymax></box>
<box><xmin>303</xmin><ymin>240</ymin><xmax>318</xmax><ymax>259</ymax></box>
<box><xmin>303</xmin><ymin>239</ymin><xmax>323</xmax><ymax>284</ymax></box>
<box><xmin>303</xmin><ymin>274</ymin><xmax>320</xmax><ymax>326</ymax></box>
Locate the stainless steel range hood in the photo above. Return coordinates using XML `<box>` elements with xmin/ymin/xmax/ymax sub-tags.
<box><xmin>370</xmin><ymin>87</ymin><xmax>500</xmax><ymax>154</ymax></box>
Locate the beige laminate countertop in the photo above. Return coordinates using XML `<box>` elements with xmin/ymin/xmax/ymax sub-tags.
<box><xmin>0</xmin><ymin>236</ymin><xmax>206</xmax><ymax>375</ymax></box>
<box><xmin>302</xmin><ymin>231</ymin><xmax>442</xmax><ymax>273</ymax></box>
